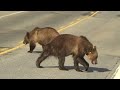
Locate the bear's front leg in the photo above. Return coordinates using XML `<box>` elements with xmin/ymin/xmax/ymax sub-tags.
<box><xmin>28</xmin><ymin>42</ymin><xmax>36</xmax><ymax>53</ymax></box>
<box><xmin>36</xmin><ymin>51</ymin><xmax>49</xmax><ymax>68</ymax></box>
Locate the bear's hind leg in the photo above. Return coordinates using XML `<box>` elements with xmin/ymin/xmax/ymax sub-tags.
<box><xmin>58</xmin><ymin>57</ymin><xmax>68</xmax><ymax>71</ymax></box>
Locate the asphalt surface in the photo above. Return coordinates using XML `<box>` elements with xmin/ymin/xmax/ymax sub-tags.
<box><xmin>0</xmin><ymin>11</ymin><xmax>120</xmax><ymax>79</ymax></box>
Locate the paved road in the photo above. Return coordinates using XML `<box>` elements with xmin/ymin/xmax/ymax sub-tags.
<box><xmin>0</xmin><ymin>11</ymin><xmax>120</xmax><ymax>79</ymax></box>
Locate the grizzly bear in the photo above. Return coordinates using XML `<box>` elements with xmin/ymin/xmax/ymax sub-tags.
<box><xmin>23</xmin><ymin>27</ymin><xmax>59</xmax><ymax>53</ymax></box>
<box><xmin>36</xmin><ymin>34</ymin><xmax>98</xmax><ymax>72</ymax></box>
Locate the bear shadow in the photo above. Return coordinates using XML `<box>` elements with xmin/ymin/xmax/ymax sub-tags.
<box><xmin>32</xmin><ymin>51</ymin><xmax>43</xmax><ymax>53</ymax></box>
<box><xmin>44</xmin><ymin>66</ymin><xmax>111</xmax><ymax>72</ymax></box>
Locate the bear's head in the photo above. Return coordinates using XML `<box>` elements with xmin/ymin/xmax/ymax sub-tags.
<box><xmin>87</xmin><ymin>46</ymin><xmax>98</xmax><ymax>65</ymax></box>
<box><xmin>23</xmin><ymin>32</ymin><xmax>30</xmax><ymax>45</ymax></box>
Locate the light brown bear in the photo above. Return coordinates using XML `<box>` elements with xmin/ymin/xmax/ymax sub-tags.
<box><xmin>23</xmin><ymin>27</ymin><xmax>59</xmax><ymax>53</ymax></box>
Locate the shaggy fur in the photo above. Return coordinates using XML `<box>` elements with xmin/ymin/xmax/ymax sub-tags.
<box><xmin>36</xmin><ymin>34</ymin><xmax>98</xmax><ymax>72</ymax></box>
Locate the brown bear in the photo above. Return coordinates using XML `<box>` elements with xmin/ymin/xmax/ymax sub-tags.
<box><xmin>36</xmin><ymin>34</ymin><xmax>98</xmax><ymax>72</ymax></box>
<box><xmin>23</xmin><ymin>27</ymin><xmax>59</xmax><ymax>53</ymax></box>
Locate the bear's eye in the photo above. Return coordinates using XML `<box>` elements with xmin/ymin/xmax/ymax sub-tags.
<box><xmin>89</xmin><ymin>52</ymin><xmax>92</xmax><ymax>54</ymax></box>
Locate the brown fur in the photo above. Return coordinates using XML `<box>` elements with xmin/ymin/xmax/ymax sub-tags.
<box><xmin>36</xmin><ymin>34</ymin><xmax>98</xmax><ymax>72</ymax></box>
<box><xmin>23</xmin><ymin>27</ymin><xmax>59</xmax><ymax>53</ymax></box>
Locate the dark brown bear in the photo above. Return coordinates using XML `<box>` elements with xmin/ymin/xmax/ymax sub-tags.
<box><xmin>23</xmin><ymin>27</ymin><xmax>59</xmax><ymax>53</ymax></box>
<box><xmin>36</xmin><ymin>34</ymin><xmax>98</xmax><ymax>72</ymax></box>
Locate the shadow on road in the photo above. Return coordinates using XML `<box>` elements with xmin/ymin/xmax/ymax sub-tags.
<box><xmin>86</xmin><ymin>67</ymin><xmax>111</xmax><ymax>72</ymax></box>
<box><xmin>32</xmin><ymin>51</ymin><xmax>43</xmax><ymax>53</ymax></box>
<box><xmin>42</xmin><ymin>66</ymin><xmax>111</xmax><ymax>72</ymax></box>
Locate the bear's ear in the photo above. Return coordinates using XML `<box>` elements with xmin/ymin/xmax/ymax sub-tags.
<box><xmin>93</xmin><ymin>46</ymin><xmax>96</xmax><ymax>50</ymax></box>
<box><xmin>26</xmin><ymin>32</ymin><xmax>30</xmax><ymax>39</ymax></box>
<box><xmin>34</xmin><ymin>27</ymin><xmax>39</xmax><ymax>29</ymax></box>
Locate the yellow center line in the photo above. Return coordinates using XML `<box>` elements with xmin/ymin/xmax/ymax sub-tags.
<box><xmin>59</xmin><ymin>16</ymin><xmax>85</xmax><ymax>29</ymax></box>
<box><xmin>0</xmin><ymin>48</ymin><xmax>9</xmax><ymax>52</ymax></box>
<box><xmin>18</xmin><ymin>41</ymin><xmax>24</xmax><ymax>44</ymax></box>
<box><xmin>0</xmin><ymin>11</ymin><xmax>99</xmax><ymax>56</ymax></box>
<box><xmin>58</xmin><ymin>11</ymin><xmax>99</xmax><ymax>32</ymax></box>
<box><xmin>58</xmin><ymin>16</ymin><xmax>89</xmax><ymax>32</ymax></box>
<box><xmin>0</xmin><ymin>44</ymin><xmax>25</xmax><ymax>55</ymax></box>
